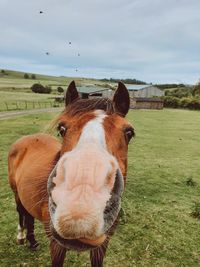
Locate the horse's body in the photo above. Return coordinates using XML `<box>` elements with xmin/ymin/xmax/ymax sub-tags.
<box><xmin>8</xmin><ymin>134</ymin><xmax>61</xmax><ymax>222</ymax></box>
<box><xmin>8</xmin><ymin>81</ymin><xmax>134</xmax><ymax>267</ymax></box>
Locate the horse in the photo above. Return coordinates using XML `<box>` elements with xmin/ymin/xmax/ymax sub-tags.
<box><xmin>8</xmin><ymin>81</ymin><xmax>135</xmax><ymax>267</ymax></box>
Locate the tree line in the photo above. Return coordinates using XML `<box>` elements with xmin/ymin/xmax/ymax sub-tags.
<box><xmin>163</xmin><ymin>82</ymin><xmax>200</xmax><ymax>110</ymax></box>
<box><xmin>24</xmin><ymin>73</ymin><xmax>36</xmax><ymax>79</ymax></box>
<box><xmin>100</xmin><ymin>78</ymin><xmax>147</xmax><ymax>85</ymax></box>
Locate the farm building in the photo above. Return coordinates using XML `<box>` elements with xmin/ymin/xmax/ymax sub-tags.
<box><xmin>125</xmin><ymin>84</ymin><xmax>164</xmax><ymax>109</ymax></box>
<box><xmin>53</xmin><ymin>87</ymin><xmax>113</xmax><ymax>103</ymax></box>
<box><xmin>125</xmin><ymin>84</ymin><xmax>164</xmax><ymax>98</ymax></box>
<box><xmin>54</xmin><ymin>84</ymin><xmax>164</xmax><ymax>110</ymax></box>
<box><xmin>77</xmin><ymin>87</ymin><xmax>113</xmax><ymax>99</ymax></box>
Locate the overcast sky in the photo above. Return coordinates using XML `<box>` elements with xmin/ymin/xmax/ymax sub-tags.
<box><xmin>0</xmin><ymin>0</ymin><xmax>200</xmax><ymax>84</ymax></box>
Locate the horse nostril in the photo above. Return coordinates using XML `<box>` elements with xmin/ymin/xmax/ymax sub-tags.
<box><xmin>52</xmin><ymin>200</ymin><xmax>57</xmax><ymax>208</ymax></box>
<box><xmin>51</xmin><ymin>182</ymin><xmax>56</xmax><ymax>188</ymax></box>
<box><xmin>47</xmin><ymin>164</ymin><xmax>57</xmax><ymax>193</ymax></box>
<box><xmin>50</xmin><ymin>196</ymin><xmax>57</xmax><ymax>211</ymax></box>
<box><xmin>49</xmin><ymin>189</ymin><xmax>57</xmax><ymax>210</ymax></box>
<box><xmin>48</xmin><ymin>181</ymin><xmax>56</xmax><ymax>194</ymax></box>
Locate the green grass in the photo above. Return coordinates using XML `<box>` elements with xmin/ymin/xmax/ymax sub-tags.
<box><xmin>0</xmin><ymin>91</ymin><xmax>64</xmax><ymax>112</ymax></box>
<box><xmin>0</xmin><ymin>91</ymin><xmax>62</xmax><ymax>111</ymax></box>
<box><xmin>0</xmin><ymin>69</ymin><xmax>112</xmax><ymax>111</ymax></box>
<box><xmin>0</xmin><ymin>69</ymin><xmax>110</xmax><ymax>93</ymax></box>
<box><xmin>0</xmin><ymin>109</ymin><xmax>200</xmax><ymax>266</ymax></box>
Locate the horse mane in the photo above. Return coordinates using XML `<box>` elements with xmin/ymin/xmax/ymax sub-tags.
<box><xmin>50</xmin><ymin>97</ymin><xmax>115</xmax><ymax>132</ymax></box>
<box><xmin>63</xmin><ymin>97</ymin><xmax>115</xmax><ymax>116</ymax></box>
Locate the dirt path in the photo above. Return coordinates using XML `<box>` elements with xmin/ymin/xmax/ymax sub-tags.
<box><xmin>0</xmin><ymin>107</ymin><xmax>63</xmax><ymax>120</ymax></box>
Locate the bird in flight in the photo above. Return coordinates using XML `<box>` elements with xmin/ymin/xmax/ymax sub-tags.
<box><xmin>69</xmin><ymin>42</ymin><xmax>72</xmax><ymax>45</ymax></box>
<box><xmin>78</xmin><ymin>53</ymin><xmax>80</xmax><ymax>56</ymax></box>
<box><xmin>46</xmin><ymin>52</ymin><xmax>50</xmax><ymax>55</ymax></box>
<box><xmin>39</xmin><ymin>11</ymin><xmax>43</xmax><ymax>14</ymax></box>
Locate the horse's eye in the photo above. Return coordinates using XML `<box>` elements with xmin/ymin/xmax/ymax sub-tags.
<box><xmin>57</xmin><ymin>124</ymin><xmax>67</xmax><ymax>137</ymax></box>
<box><xmin>124</xmin><ymin>128</ymin><xmax>135</xmax><ymax>143</ymax></box>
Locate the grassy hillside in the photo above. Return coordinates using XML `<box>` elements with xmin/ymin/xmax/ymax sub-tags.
<box><xmin>0</xmin><ymin>69</ymin><xmax>115</xmax><ymax>111</ymax></box>
<box><xmin>0</xmin><ymin>69</ymin><xmax>111</xmax><ymax>93</ymax></box>
<box><xmin>0</xmin><ymin>109</ymin><xmax>200</xmax><ymax>266</ymax></box>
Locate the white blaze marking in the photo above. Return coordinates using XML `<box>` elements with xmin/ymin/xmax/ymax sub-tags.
<box><xmin>76</xmin><ymin>110</ymin><xmax>107</xmax><ymax>149</ymax></box>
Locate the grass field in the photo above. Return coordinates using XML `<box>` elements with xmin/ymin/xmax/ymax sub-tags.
<box><xmin>0</xmin><ymin>91</ymin><xmax>61</xmax><ymax>111</ymax></box>
<box><xmin>0</xmin><ymin>69</ymin><xmax>109</xmax><ymax>93</ymax></box>
<box><xmin>0</xmin><ymin>108</ymin><xmax>200</xmax><ymax>266</ymax></box>
<box><xmin>0</xmin><ymin>69</ymin><xmax>112</xmax><ymax>111</ymax></box>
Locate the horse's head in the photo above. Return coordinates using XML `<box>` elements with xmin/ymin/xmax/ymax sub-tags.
<box><xmin>47</xmin><ymin>81</ymin><xmax>135</xmax><ymax>250</ymax></box>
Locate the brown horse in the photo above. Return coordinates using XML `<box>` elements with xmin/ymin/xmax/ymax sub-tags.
<box><xmin>8</xmin><ymin>81</ymin><xmax>135</xmax><ymax>267</ymax></box>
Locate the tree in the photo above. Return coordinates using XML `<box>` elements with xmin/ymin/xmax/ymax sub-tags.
<box><xmin>192</xmin><ymin>82</ymin><xmax>200</xmax><ymax>96</ymax></box>
<box><xmin>57</xmin><ymin>86</ymin><xmax>64</xmax><ymax>94</ymax></box>
<box><xmin>31</xmin><ymin>74</ymin><xmax>36</xmax><ymax>79</ymax></box>
<box><xmin>164</xmin><ymin>87</ymin><xmax>192</xmax><ymax>98</ymax></box>
<box><xmin>1</xmin><ymin>70</ymin><xmax>5</xmax><ymax>74</ymax></box>
<box><xmin>24</xmin><ymin>73</ymin><xmax>29</xmax><ymax>79</ymax></box>
<box><xmin>31</xmin><ymin>83</ymin><xmax>51</xmax><ymax>94</ymax></box>
<box><xmin>44</xmin><ymin>85</ymin><xmax>52</xmax><ymax>94</ymax></box>
<box><xmin>31</xmin><ymin>83</ymin><xmax>44</xmax><ymax>93</ymax></box>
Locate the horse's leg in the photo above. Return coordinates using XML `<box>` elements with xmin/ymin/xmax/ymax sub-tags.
<box><xmin>15</xmin><ymin>195</ymin><xmax>26</xmax><ymax>245</ymax></box>
<box><xmin>50</xmin><ymin>239</ymin><xmax>67</xmax><ymax>267</ymax></box>
<box><xmin>90</xmin><ymin>241</ymin><xmax>109</xmax><ymax>267</ymax></box>
<box><xmin>24</xmin><ymin>211</ymin><xmax>39</xmax><ymax>250</ymax></box>
<box><xmin>15</xmin><ymin>194</ymin><xmax>38</xmax><ymax>249</ymax></box>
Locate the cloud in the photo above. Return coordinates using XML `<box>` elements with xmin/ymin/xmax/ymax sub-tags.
<box><xmin>0</xmin><ymin>0</ymin><xmax>200</xmax><ymax>83</ymax></box>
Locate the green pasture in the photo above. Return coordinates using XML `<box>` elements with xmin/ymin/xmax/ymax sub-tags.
<box><xmin>0</xmin><ymin>76</ymin><xmax>69</xmax><ymax>93</ymax></box>
<box><xmin>0</xmin><ymin>71</ymin><xmax>66</xmax><ymax>92</ymax></box>
<box><xmin>0</xmin><ymin>69</ymin><xmax>110</xmax><ymax>111</ymax></box>
<box><xmin>0</xmin><ymin>109</ymin><xmax>200</xmax><ymax>266</ymax></box>
<box><xmin>0</xmin><ymin>69</ymin><xmax>108</xmax><ymax>93</ymax></box>
<box><xmin>0</xmin><ymin>91</ymin><xmax>62</xmax><ymax>111</ymax></box>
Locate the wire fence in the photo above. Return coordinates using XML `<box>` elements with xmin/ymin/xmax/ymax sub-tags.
<box><xmin>0</xmin><ymin>100</ymin><xmax>64</xmax><ymax>112</ymax></box>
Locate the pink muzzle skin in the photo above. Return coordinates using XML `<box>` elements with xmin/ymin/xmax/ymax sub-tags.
<box><xmin>49</xmin><ymin>143</ymin><xmax>119</xmax><ymax>241</ymax></box>
<box><xmin>48</xmin><ymin>144</ymin><xmax>124</xmax><ymax>250</ymax></box>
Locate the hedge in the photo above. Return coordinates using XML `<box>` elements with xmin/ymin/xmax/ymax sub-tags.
<box><xmin>163</xmin><ymin>96</ymin><xmax>200</xmax><ymax>110</ymax></box>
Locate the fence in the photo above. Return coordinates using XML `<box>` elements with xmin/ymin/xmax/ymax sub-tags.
<box><xmin>0</xmin><ymin>100</ymin><xmax>64</xmax><ymax>112</ymax></box>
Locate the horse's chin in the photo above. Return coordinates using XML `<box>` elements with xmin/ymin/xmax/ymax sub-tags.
<box><xmin>50</xmin><ymin>225</ymin><xmax>107</xmax><ymax>251</ymax></box>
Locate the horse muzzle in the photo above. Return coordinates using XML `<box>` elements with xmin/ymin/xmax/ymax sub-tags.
<box><xmin>47</xmin><ymin>164</ymin><xmax>124</xmax><ymax>250</ymax></box>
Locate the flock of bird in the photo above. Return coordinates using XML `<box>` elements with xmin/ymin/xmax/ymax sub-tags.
<box><xmin>39</xmin><ymin>11</ymin><xmax>80</xmax><ymax>72</ymax></box>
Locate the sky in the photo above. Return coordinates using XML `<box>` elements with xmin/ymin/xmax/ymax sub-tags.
<box><xmin>0</xmin><ymin>0</ymin><xmax>200</xmax><ymax>84</ymax></box>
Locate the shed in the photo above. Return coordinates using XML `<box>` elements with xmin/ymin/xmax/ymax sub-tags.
<box><xmin>77</xmin><ymin>87</ymin><xmax>113</xmax><ymax>99</ymax></box>
<box><xmin>53</xmin><ymin>87</ymin><xmax>114</xmax><ymax>103</ymax></box>
<box><xmin>125</xmin><ymin>84</ymin><xmax>164</xmax><ymax>109</ymax></box>
<box><xmin>130</xmin><ymin>97</ymin><xmax>164</xmax><ymax>109</ymax></box>
<box><xmin>125</xmin><ymin>84</ymin><xmax>164</xmax><ymax>98</ymax></box>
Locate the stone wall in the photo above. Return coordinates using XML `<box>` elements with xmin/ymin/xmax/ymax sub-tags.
<box><xmin>130</xmin><ymin>98</ymin><xmax>164</xmax><ymax>109</ymax></box>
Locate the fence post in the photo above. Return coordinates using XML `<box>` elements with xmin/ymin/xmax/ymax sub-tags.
<box><xmin>5</xmin><ymin>102</ymin><xmax>9</xmax><ymax>111</ymax></box>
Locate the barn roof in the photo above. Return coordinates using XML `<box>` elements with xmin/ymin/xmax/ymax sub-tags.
<box><xmin>77</xmin><ymin>87</ymin><xmax>110</xmax><ymax>94</ymax></box>
<box><xmin>125</xmin><ymin>84</ymin><xmax>155</xmax><ymax>91</ymax></box>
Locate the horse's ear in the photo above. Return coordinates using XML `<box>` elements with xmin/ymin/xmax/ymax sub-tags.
<box><xmin>65</xmin><ymin>81</ymin><xmax>79</xmax><ymax>106</ymax></box>
<box><xmin>113</xmin><ymin>82</ymin><xmax>130</xmax><ymax>117</ymax></box>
